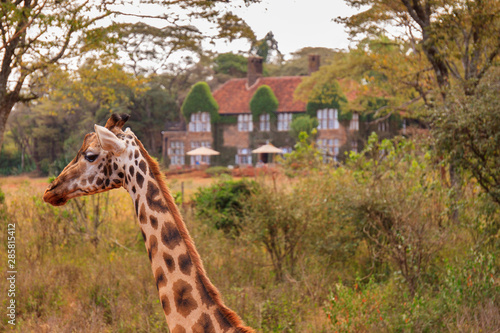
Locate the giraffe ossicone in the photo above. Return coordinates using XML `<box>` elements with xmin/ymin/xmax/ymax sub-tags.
<box><xmin>43</xmin><ymin>113</ymin><xmax>254</xmax><ymax>333</ymax></box>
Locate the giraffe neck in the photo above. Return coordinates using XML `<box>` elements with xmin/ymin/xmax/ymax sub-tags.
<box><xmin>123</xmin><ymin>140</ymin><xmax>252</xmax><ymax>333</ymax></box>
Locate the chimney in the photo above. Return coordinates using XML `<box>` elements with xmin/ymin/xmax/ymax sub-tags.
<box><xmin>308</xmin><ymin>54</ymin><xmax>320</xmax><ymax>75</ymax></box>
<box><xmin>247</xmin><ymin>56</ymin><xmax>263</xmax><ymax>86</ymax></box>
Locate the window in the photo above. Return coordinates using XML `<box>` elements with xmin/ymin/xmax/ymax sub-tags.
<box><xmin>317</xmin><ymin>108</ymin><xmax>339</xmax><ymax>130</ymax></box>
<box><xmin>237</xmin><ymin>114</ymin><xmax>253</xmax><ymax>132</ymax></box>
<box><xmin>351</xmin><ymin>140</ymin><xmax>358</xmax><ymax>153</ymax></box>
<box><xmin>235</xmin><ymin>148</ymin><xmax>252</xmax><ymax>165</ymax></box>
<box><xmin>349</xmin><ymin>113</ymin><xmax>359</xmax><ymax>131</ymax></box>
<box><xmin>168</xmin><ymin>141</ymin><xmax>185</xmax><ymax>165</ymax></box>
<box><xmin>188</xmin><ymin>112</ymin><xmax>211</xmax><ymax>132</ymax></box>
<box><xmin>378</xmin><ymin>120</ymin><xmax>389</xmax><ymax>132</ymax></box>
<box><xmin>190</xmin><ymin>141</ymin><xmax>211</xmax><ymax>149</ymax></box>
<box><xmin>317</xmin><ymin>138</ymin><xmax>340</xmax><ymax>160</ymax></box>
<box><xmin>277</xmin><ymin>113</ymin><xmax>292</xmax><ymax>131</ymax></box>
<box><xmin>260</xmin><ymin>114</ymin><xmax>270</xmax><ymax>131</ymax></box>
<box><xmin>190</xmin><ymin>141</ymin><xmax>211</xmax><ymax>165</ymax></box>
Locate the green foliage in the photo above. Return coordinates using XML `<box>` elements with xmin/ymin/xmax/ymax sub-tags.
<box><xmin>181</xmin><ymin>81</ymin><xmax>220</xmax><ymax>124</ymax></box>
<box><xmin>433</xmin><ymin>68</ymin><xmax>500</xmax><ymax>206</ymax></box>
<box><xmin>278</xmin><ymin>131</ymin><xmax>324</xmax><ymax>176</ymax></box>
<box><xmin>250</xmin><ymin>31</ymin><xmax>282</xmax><ymax>63</ymax></box>
<box><xmin>261</xmin><ymin>297</ymin><xmax>298</xmax><ymax>332</ymax></box>
<box><xmin>289</xmin><ymin>115</ymin><xmax>319</xmax><ymax>142</ymax></box>
<box><xmin>325</xmin><ymin>279</ymin><xmax>386</xmax><ymax>332</ymax></box>
<box><xmin>193</xmin><ymin>179</ymin><xmax>255</xmax><ymax>234</ymax></box>
<box><xmin>249</xmin><ymin>85</ymin><xmax>279</xmax><ymax>123</ymax></box>
<box><xmin>205</xmin><ymin>166</ymin><xmax>231</xmax><ymax>177</ymax></box>
<box><xmin>267</xmin><ymin>47</ymin><xmax>340</xmax><ymax>77</ymax></box>
<box><xmin>216</xmin><ymin>115</ymin><xmax>238</xmax><ymax>125</ymax></box>
<box><xmin>213</xmin><ymin>53</ymin><xmax>247</xmax><ymax>77</ymax></box>
<box><xmin>306</xmin><ymin>81</ymin><xmax>351</xmax><ymax>121</ymax></box>
<box><xmin>342</xmin><ymin>133</ymin><xmax>448</xmax><ymax>296</ymax></box>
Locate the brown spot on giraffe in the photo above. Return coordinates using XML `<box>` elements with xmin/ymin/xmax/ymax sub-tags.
<box><xmin>134</xmin><ymin>195</ymin><xmax>140</xmax><ymax>215</ymax></box>
<box><xmin>147</xmin><ymin>181</ymin><xmax>168</xmax><ymax>213</ymax></box>
<box><xmin>192</xmin><ymin>313</ymin><xmax>216</xmax><ymax>333</ymax></box>
<box><xmin>161</xmin><ymin>294</ymin><xmax>171</xmax><ymax>315</ymax></box>
<box><xmin>173</xmin><ymin>279</ymin><xmax>198</xmax><ymax>318</ymax></box>
<box><xmin>155</xmin><ymin>266</ymin><xmax>167</xmax><ymax>289</ymax></box>
<box><xmin>196</xmin><ymin>273</ymin><xmax>215</xmax><ymax>307</ymax></box>
<box><xmin>139</xmin><ymin>203</ymin><xmax>147</xmax><ymax>224</ymax></box>
<box><xmin>136</xmin><ymin>172</ymin><xmax>144</xmax><ymax>188</ymax></box>
<box><xmin>214</xmin><ymin>308</ymin><xmax>232</xmax><ymax>332</ymax></box>
<box><xmin>163</xmin><ymin>253</ymin><xmax>176</xmax><ymax>273</ymax></box>
<box><xmin>150</xmin><ymin>215</ymin><xmax>158</xmax><ymax>229</ymax></box>
<box><xmin>172</xmin><ymin>326</ymin><xmax>186</xmax><ymax>333</ymax></box>
<box><xmin>139</xmin><ymin>160</ymin><xmax>147</xmax><ymax>174</ymax></box>
<box><xmin>148</xmin><ymin>235</ymin><xmax>158</xmax><ymax>262</ymax></box>
<box><xmin>178</xmin><ymin>253</ymin><xmax>193</xmax><ymax>276</ymax></box>
<box><xmin>161</xmin><ymin>222</ymin><xmax>182</xmax><ymax>250</ymax></box>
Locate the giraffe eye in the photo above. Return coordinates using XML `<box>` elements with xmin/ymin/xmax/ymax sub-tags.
<box><xmin>84</xmin><ymin>153</ymin><xmax>99</xmax><ymax>163</ymax></box>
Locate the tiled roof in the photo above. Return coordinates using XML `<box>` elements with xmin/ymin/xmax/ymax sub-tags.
<box><xmin>213</xmin><ymin>77</ymin><xmax>306</xmax><ymax>114</ymax></box>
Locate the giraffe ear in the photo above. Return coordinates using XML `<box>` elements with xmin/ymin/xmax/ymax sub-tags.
<box><xmin>95</xmin><ymin>125</ymin><xmax>126</xmax><ymax>154</ymax></box>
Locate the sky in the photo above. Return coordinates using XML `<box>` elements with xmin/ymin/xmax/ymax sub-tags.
<box><xmin>211</xmin><ymin>0</ymin><xmax>361</xmax><ymax>59</ymax></box>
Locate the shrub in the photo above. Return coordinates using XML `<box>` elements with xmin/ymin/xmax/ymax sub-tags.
<box><xmin>340</xmin><ymin>133</ymin><xmax>449</xmax><ymax>296</ymax></box>
<box><xmin>193</xmin><ymin>179</ymin><xmax>256</xmax><ymax>234</ymax></box>
<box><xmin>205</xmin><ymin>166</ymin><xmax>231</xmax><ymax>177</ymax></box>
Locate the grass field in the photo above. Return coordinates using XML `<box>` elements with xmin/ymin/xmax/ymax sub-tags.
<box><xmin>1</xmin><ymin>167</ymin><xmax>499</xmax><ymax>332</ymax></box>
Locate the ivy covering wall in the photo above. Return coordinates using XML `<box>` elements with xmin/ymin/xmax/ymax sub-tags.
<box><xmin>306</xmin><ymin>81</ymin><xmax>352</xmax><ymax>122</ymax></box>
<box><xmin>181</xmin><ymin>81</ymin><xmax>220</xmax><ymax>123</ymax></box>
<box><xmin>249</xmin><ymin>85</ymin><xmax>279</xmax><ymax>122</ymax></box>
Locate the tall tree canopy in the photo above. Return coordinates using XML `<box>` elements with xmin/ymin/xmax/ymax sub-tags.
<box><xmin>0</xmin><ymin>0</ymin><xmax>257</xmax><ymax>149</ymax></box>
<box><xmin>338</xmin><ymin>0</ymin><xmax>500</xmax><ymax>101</ymax></box>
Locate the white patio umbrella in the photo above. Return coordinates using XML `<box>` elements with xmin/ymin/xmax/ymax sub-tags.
<box><xmin>251</xmin><ymin>144</ymin><xmax>284</xmax><ymax>154</ymax></box>
<box><xmin>186</xmin><ymin>147</ymin><xmax>220</xmax><ymax>156</ymax></box>
<box><xmin>252</xmin><ymin>144</ymin><xmax>284</xmax><ymax>164</ymax></box>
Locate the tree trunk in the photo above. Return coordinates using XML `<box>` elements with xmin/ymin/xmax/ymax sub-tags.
<box><xmin>0</xmin><ymin>104</ymin><xmax>13</xmax><ymax>151</ymax></box>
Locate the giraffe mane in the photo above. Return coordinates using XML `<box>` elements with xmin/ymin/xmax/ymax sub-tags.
<box><xmin>134</xmin><ymin>137</ymin><xmax>255</xmax><ymax>333</ymax></box>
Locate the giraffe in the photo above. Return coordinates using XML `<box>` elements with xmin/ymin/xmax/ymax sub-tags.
<box><xmin>43</xmin><ymin>114</ymin><xmax>254</xmax><ymax>333</ymax></box>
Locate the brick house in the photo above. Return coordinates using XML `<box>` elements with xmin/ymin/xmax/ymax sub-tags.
<box><xmin>161</xmin><ymin>55</ymin><xmax>399</xmax><ymax>168</ymax></box>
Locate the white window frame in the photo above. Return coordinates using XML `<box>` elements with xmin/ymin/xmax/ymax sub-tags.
<box><xmin>317</xmin><ymin>108</ymin><xmax>339</xmax><ymax>130</ymax></box>
<box><xmin>349</xmin><ymin>113</ymin><xmax>359</xmax><ymax>131</ymax></box>
<box><xmin>237</xmin><ymin>114</ymin><xmax>253</xmax><ymax>132</ymax></box>
<box><xmin>235</xmin><ymin>148</ymin><xmax>252</xmax><ymax>165</ymax></box>
<box><xmin>168</xmin><ymin>141</ymin><xmax>185</xmax><ymax>165</ymax></box>
<box><xmin>259</xmin><ymin>113</ymin><xmax>270</xmax><ymax>132</ymax></box>
<box><xmin>188</xmin><ymin>112</ymin><xmax>211</xmax><ymax>132</ymax></box>
<box><xmin>277</xmin><ymin>113</ymin><xmax>292</xmax><ymax>131</ymax></box>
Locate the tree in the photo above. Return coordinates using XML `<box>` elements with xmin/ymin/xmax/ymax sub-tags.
<box><xmin>213</xmin><ymin>53</ymin><xmax>248</xmax><ymax>78</ymax></box>
<box><xmin>305</xmin><ymin>81</ymin><xmax>350</xmax><ymax>121</ymax></box>
<box><xmin>267</xmin><ymin>47</ymin><xmax>340</xmax><ymax>77</ymax></box>
<box><xmin>128</xmin><ymin>77</ymin><xmax>179</xmax><ymax>155</ymax></box>
<box><xmin>249</xmin><ymin>85</ymin><xmax>279</xmax><ymax>123</ymax></box>
<box><xmin>433</xmin><ymin>68</ymin><xmax>500</xmax><ymax>206</ymax></box>
<box><xmin>289</xmin><ymin>115</ymin><xmax>319</xmax><ymax>142</ymax></box>
<box><xmin>250</xmin><ymin>31</ymin><xmax>283</xmax><ymax>63</ymax></box>
<box><xmin>181</xmin><ymin>82</ymin><xmax>219</xmax><ymax>123</ymax></box>
<box><xmin>0</xmin><ymin>0</ymin><xmax>258</xmax><ymax>149</ymax></box>
<box><xmin>338</xmin><ymin>0</ymin><xmax>500</xmax><ymax>101</ymax></box>
<box><xmin>7</xmin><ymin>61</ymin><xmax>145</xmax><ymax>175</ymax></box>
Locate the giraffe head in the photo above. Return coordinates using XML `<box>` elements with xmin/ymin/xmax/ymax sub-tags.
<box><xmin>43</xmin><ymin>114</ymin><xmax>134</xmax><ymax>206</ymax></box>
